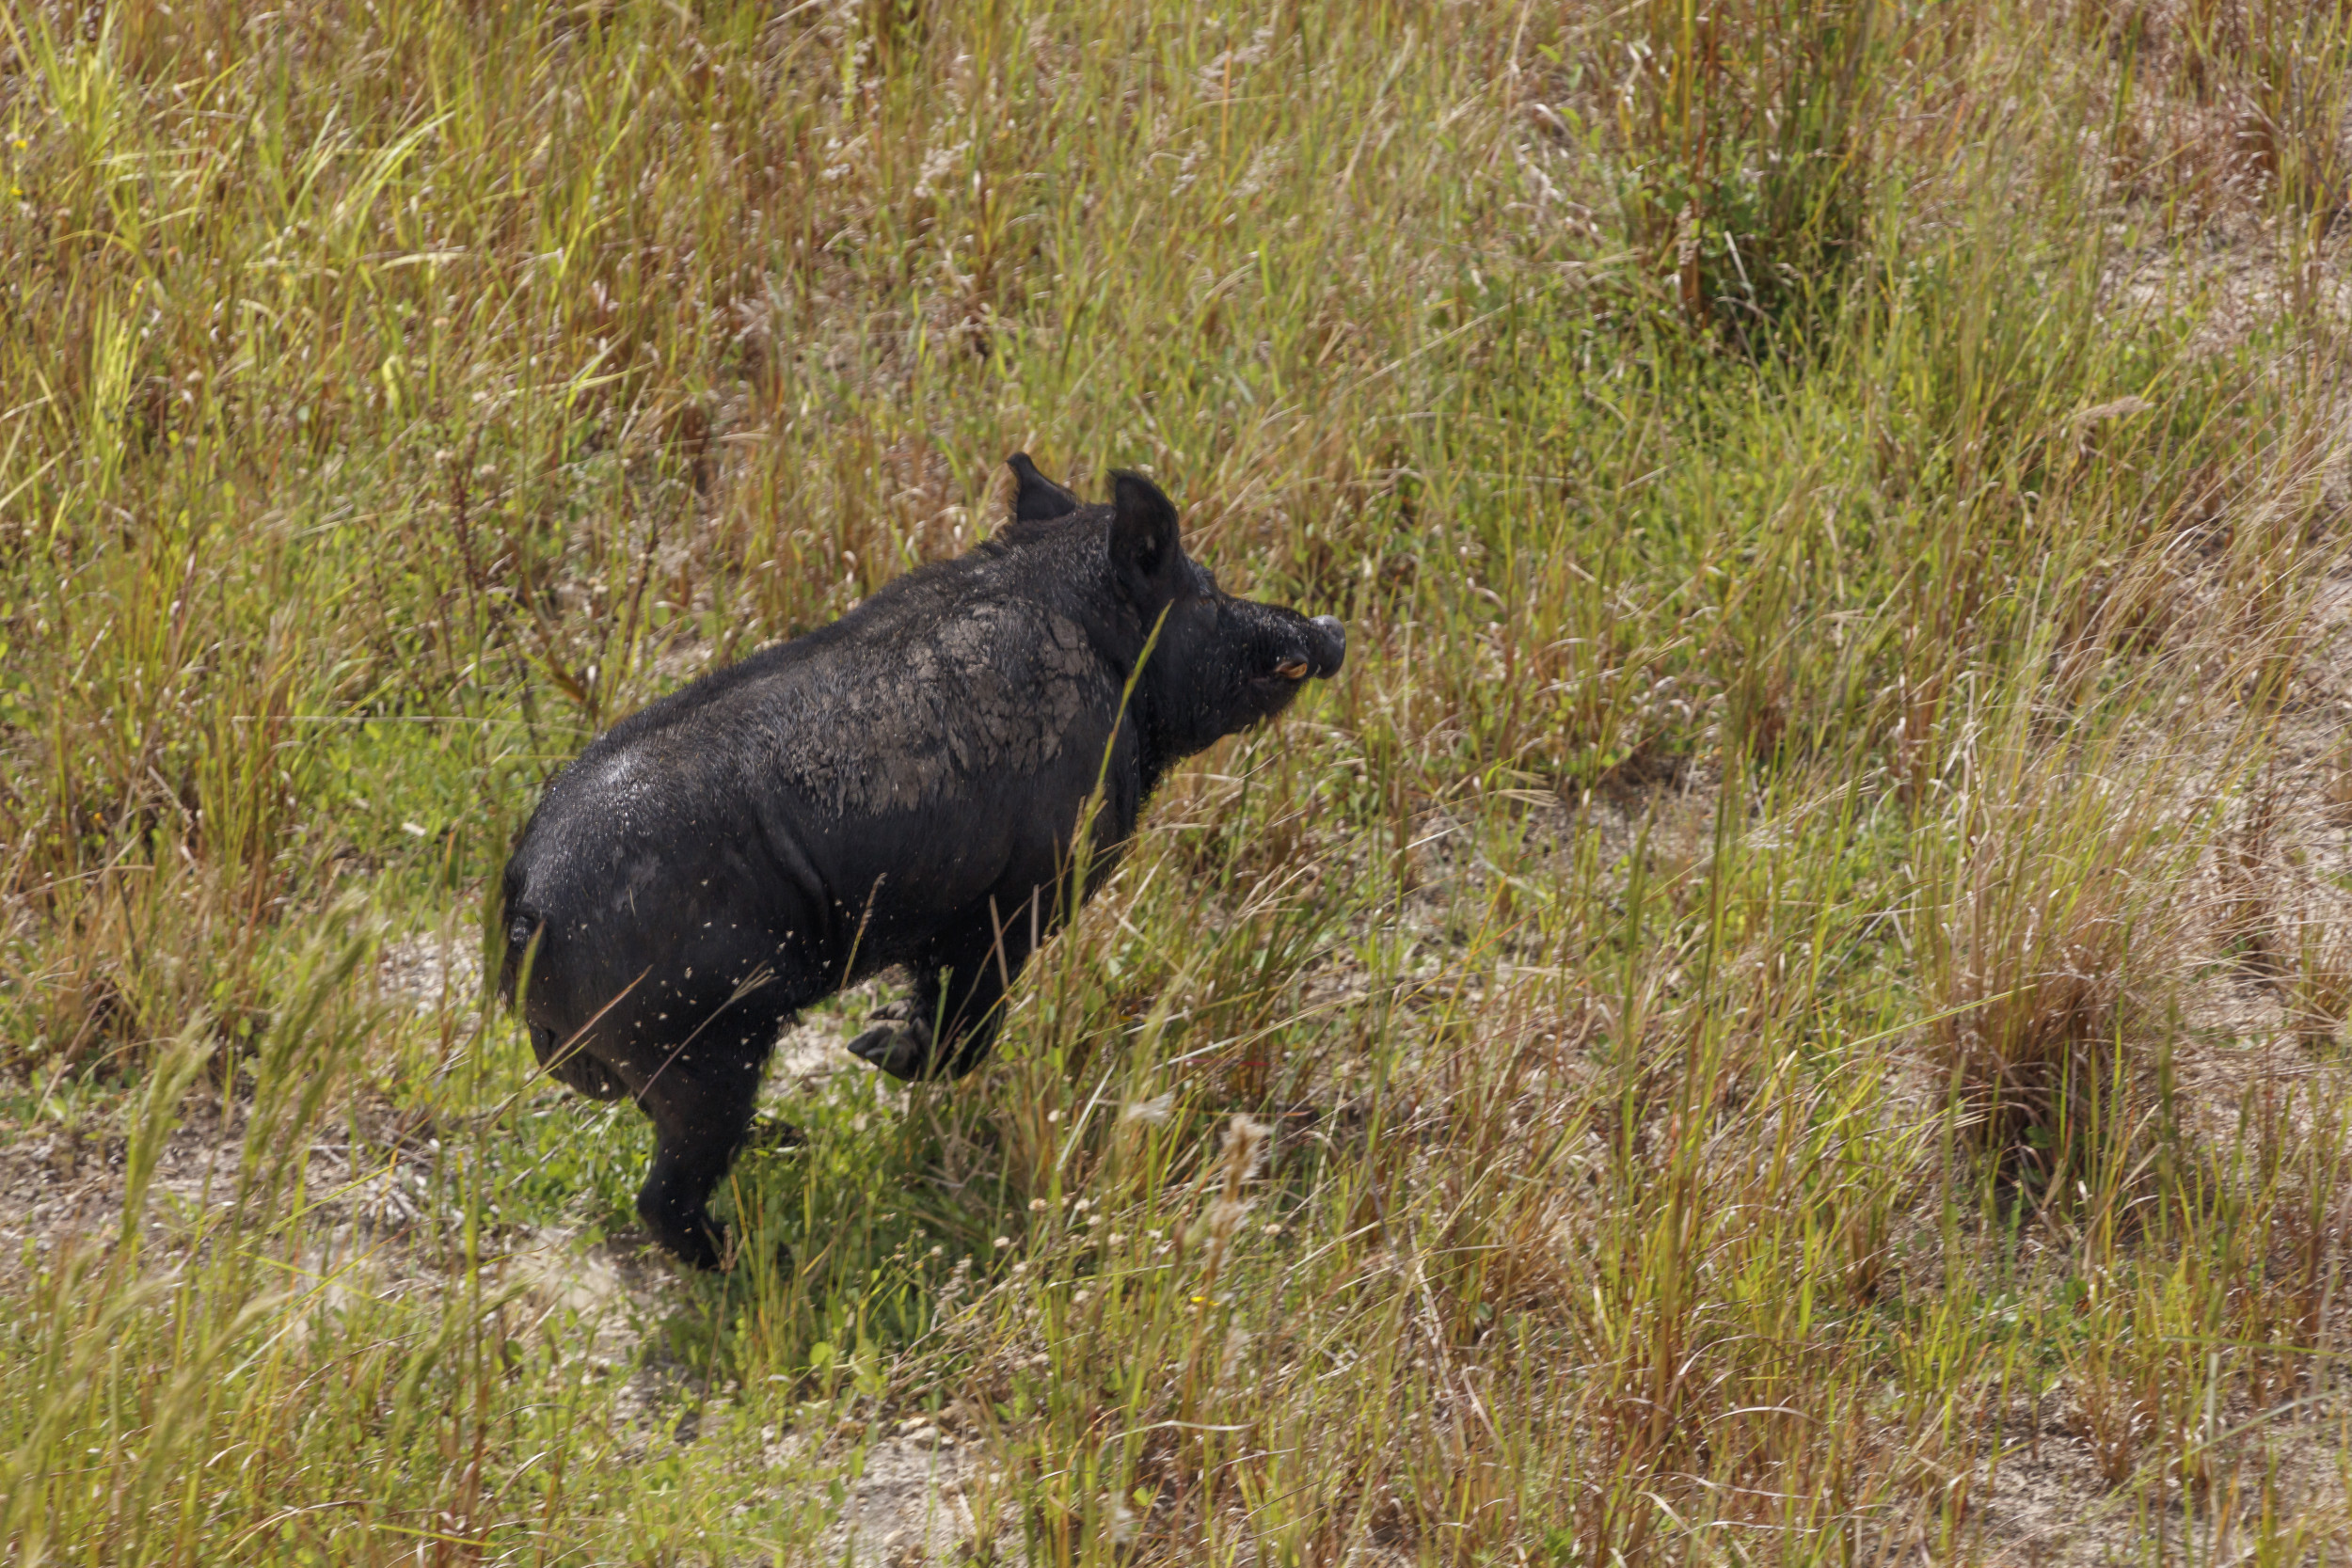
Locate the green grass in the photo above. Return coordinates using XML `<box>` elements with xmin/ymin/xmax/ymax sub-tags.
<box><xmin>7</xmin><ymin>0</ymin><xmax>2352</xmax><ymax>1560</ymax></box>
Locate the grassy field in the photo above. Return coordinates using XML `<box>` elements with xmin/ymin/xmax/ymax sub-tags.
<box><xmin>7</xmin><ymin>0</ymin><xmax>2352</xmax><ymax>1560</ymax></box>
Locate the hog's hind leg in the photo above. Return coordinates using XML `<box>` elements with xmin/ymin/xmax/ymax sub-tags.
<box><xmin>633</xmin><ymin>989</ymin><xmax>794</xmax><ymax>1269</ymax></box>
<box><xmin>639</xmin><ymin>1127</ymin><xmax>740</xmax><ymax>1269</ymax></box>
<box><xmin>531</xmin><ymin>1022</ymin><xmax>628</xmax><ymax>1101</ymax></box>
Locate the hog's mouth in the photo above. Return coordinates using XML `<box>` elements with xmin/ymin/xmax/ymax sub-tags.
<box><xmin>1252</xmin><ymin>658</ymin><xmax>1313</xmax><ymax>696</ymax></box>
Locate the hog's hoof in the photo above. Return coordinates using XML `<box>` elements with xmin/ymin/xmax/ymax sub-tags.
<box><xmin>661</xmin><ymin>1228</ymin><xmax>728</xmax><ymax>1273</ymax></box>
<box><xmin>747</xmin><ymin>1115</ymin><xmax>805</xmax><ymax>1151</ymax></box>
<box><xmin>847</xmin><ymin>1017</ymin><xmax>933</xmax><ymax>1080</ymax></box>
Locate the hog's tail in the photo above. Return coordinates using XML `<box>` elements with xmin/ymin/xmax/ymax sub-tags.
<box><xmin>495</xmin><ymin>863</ymin><xmax>543</xmax><ymax>1008</ymax></box>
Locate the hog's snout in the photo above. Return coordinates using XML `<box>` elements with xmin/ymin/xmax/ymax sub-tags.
<box><xmin>1309</xmin><ymin>615</ymin><xmax>1346</xmax><ymax>678</ymax></box>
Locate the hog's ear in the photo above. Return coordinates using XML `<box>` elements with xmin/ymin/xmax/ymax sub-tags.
<box><xmin>1108</xmin><ymin>471</ymin><xmax>1185</xmax><ymax>610</ymax></box>
<box><xmin>1007</xmin><ymin>451</ymin><xmax>1081</xmax><ymax>521</ymax></box>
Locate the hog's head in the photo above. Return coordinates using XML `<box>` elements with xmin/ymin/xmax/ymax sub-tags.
<box><xmin>1008</xmin><ymin>453</ymin><xmax>1346</xmax><ymax>768</ymax></box>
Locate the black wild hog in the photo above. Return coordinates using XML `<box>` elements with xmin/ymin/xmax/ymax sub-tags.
<box><xmin>498</xmin><ymin>455</ymin><xmax>1345</xmax><ymax>1267</ymax></box>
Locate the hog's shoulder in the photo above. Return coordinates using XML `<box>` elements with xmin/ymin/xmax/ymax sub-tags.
<box><xmin>603</xmin><ymin>557</ymin><xmax>1126</xmax><ymax>820</ymax></box>
<box><xmin>802</xmin><ymin>595</ymin><xmax>1113</xmax><ymax>810</ymax></box>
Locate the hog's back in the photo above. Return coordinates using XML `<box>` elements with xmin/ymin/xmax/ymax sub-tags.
<box><xmin>503</xmin><ymin>585</ymin><xmax>1133</xmax><ymax>1050</ymax></box>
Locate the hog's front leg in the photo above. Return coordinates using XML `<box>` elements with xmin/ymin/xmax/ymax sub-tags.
<box><xmin>845</xmin><ymin>997</ymin><xmax>934</xmax><ymax>1079</ymax></box>
<box><xmin>849</xmin><ymin>904</ymin><xmax>1035</xmax><ymax>1081</ymax></box>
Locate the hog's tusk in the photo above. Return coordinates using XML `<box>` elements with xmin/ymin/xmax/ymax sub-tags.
<box><xmin>1275</xmin><ymin>658</ymin><xmax>1310</xmax><ymax>680</ymax></box>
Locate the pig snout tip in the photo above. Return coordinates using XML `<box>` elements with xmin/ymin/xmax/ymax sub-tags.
<box><xmin>1310</xmin><ymin>615</ymin><xmax>1346</xmax><ymax>677</ymax></box>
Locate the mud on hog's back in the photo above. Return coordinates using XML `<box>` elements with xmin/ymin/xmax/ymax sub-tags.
<box><xmin>498</xmin><ymin>453</ymin><xmax>1345</xmax><ymax>1268</ymax></box>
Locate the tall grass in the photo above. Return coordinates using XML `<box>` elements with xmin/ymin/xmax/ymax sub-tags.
<box><xmin>4</xmin><ymin>0</ymin><xmax>2352</xmax><ymax>1560</ymax></box>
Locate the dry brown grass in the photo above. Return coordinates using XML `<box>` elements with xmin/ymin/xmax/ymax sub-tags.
<box><xmin>7</xmin><ymin>0</ymin><xmax>2352</xmax><ymax>1562</ymax></box>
